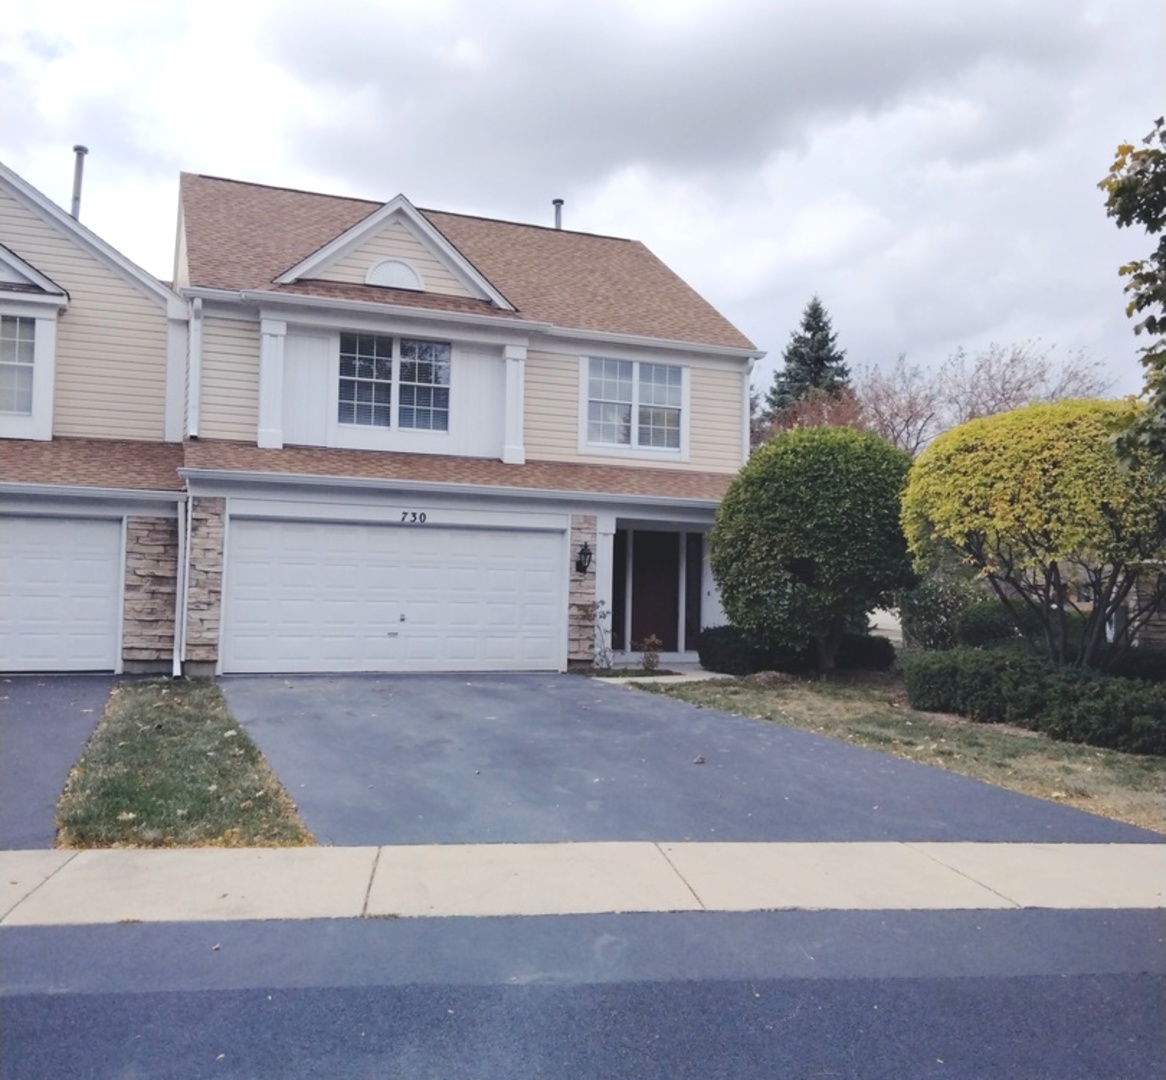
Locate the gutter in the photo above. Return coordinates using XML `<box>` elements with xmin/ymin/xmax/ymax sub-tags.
<box><xmin>0</xmin><ymin>482</ymin><xmax>184</xmax><ymax>503</ymax></box>
<box><xmin>177</xmin><ymin>466</ymin><xmax>724</xmax><ymax>512</ymax></box>
<box><xmin>180</xmin><ymin>287</ymin><xmax>765</xmax><ymax>362</ymax></box>
<box><xmin>182</xmin><ymin>287</ymin><xmax>551</xmax><ymax>335</ymax></box>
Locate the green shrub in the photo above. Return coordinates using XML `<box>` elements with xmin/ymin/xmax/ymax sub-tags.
<box><xmin>697</xmin><ymin>626</ymin><xmax>796</xmax><ymax>676</ymax></box>
<box><xmin>901</xmin><ymin>648</ymin><xmax>1052</xmax><ymax>723</ymax></box>
<box><xmin>896</xmin><ymin>578</ymin><xmax>979</xmax><ymax>650</ymax></box>
<box><xmin>901</xmin><ymin>647</ymin><xmax>1166</xmax><ymax>755</ymax></box>
<box><xmin>956</xmin><ymin>600</ymin><xmax>1018</xmax><ymax>647</ymax></box>
<box><xmin>1037</xmin><ymin>677</ymin><xmax>1166</xmax><ymax>756</ymax></box>
<box><xmin>698</xmin><ymin>626</ymin><xmax>893</xmax><ymax>675</ymax></box>
<box><xmin>1110</xmin><ymin>645</ymin><xmax>1166</xmax><ymax>684</ymax></box>
<box><xmin>836</xmin><ymin>632</ymin><xmax>896</xmax><ymax>671</ymax></box>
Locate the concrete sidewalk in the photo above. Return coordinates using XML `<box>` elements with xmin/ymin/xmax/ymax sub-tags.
<box><xmin>3</xmin><ymin>841</ymin><xmax>1164</xmax><ymax>926</ymax></box>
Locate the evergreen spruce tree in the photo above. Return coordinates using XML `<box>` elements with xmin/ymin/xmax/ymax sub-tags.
<box><xmin>765</xmin><ymin>296</ymin><xmax>851</xmax><ymax>415</ymax></box>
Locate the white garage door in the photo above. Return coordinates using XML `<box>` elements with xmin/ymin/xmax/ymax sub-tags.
<box><xmin>0</xmin><ymin>516</ymin><xmax>122</xmax><ymax>672</ymax></box>
<box><xmin>221</xmin><ymin>518</ymin><xmax>566</xmax><ymax>673</ymax></box>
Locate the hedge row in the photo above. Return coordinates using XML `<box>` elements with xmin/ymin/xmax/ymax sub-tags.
<box><xmin>900</xmin><ymin>648</ymin><xmax>1166</xmax><ymax>756</ymax></box>
<box><xmin>698</xmin><ymin>625</ymin><xmax>896</xmax><ymax>677</ymax></box>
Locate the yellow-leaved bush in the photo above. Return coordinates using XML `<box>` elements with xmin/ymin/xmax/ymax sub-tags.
<box><xmin>901</xmin><ymin>399</ymin><xmax>1166</xmax><ymax>669</ymax></box>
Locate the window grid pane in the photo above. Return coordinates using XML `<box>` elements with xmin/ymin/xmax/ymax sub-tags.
<box><xmin>398</xmin><ymin>339</ymin><xmax>451</xmax><ymax>430</ymax></box>
<box><xmin>588</xmin><ymin>400</ymin><xmax>632</xmax><ymax>445</ymax></box>
<box><xmin>639</xmin><ymin>363</ymin><xmax>682</xmax><ymax>407</ymax></box>
<box><xmin>587</xmin><ymin>358</ymin><xmax>635</xmax><ymax>445</ymax></box>
<box><xmin>338</xmin><ymin>332</ymin><xmax>393</xmax><ymax>427</ymax></box>
<box><xmin>0</xmin><ymin>316</ymin><xmax>35</xmax><ymax>416</ymax></box>
<box><xmin>638</xmin><ymin>405</ymin><xmax>681</xmax><ymax>448</ymax></box>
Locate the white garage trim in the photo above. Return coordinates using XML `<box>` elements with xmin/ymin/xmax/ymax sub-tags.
<box><xmin>220</xmin><ymin>515</ymin><xmax>568</xmax><ymax>674</ymax></box>
<box><xmin>0</xmin><ymin>515</ymin><xmax>124</xmax><ymax>673</ymax></box>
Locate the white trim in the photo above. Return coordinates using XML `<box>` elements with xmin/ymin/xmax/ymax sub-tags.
<box><xmin>187</xmin><ymin>298</ymin><xmax>203</xmax><ymax>437</ymax></box>
<box><xmin>0</xmin><ymin>484</ymin><xmax>182</xmax><ymax>508</ymax></box>
<box><xmin>173</xmin><ymin>497</ymin><xmax>187</xmax><ymax>677</ymax></box>
<box><xmin>0</xmin><ymin>310</ymin><xmax>56</xmax><ymax>440</ymax></box>
<box><xmin>742</xmin><ymin>357</ymin><xmax>756</xmax><ymax>464</ymax></box>
<box><xmin>273</xmin><ymin>194</ymin><xmax>515</xmax><ymax>310</ymax></box>
<box><xmin>179</xmin><ymin>466</ymin><xmax>723</xmax><ymax>511</ymax></box>
<box><xmin>0</xmin><ymin>243</ymin><xmax>69</xmax><ymax>297</ymax></box>
<box><xmin>214</xmin><ymin>495</ymin><xmax>232</xmax><ymax>676</ymax></box>
<box><xmin>577</xmin><ymin>355</ymin><xmax>691</xmax><ymax>464</ymax></box>
<box><xmin>184</xmin><ymin>287</ymin><xmax>764</xmax><ymax>362</ymax></box>
<box><xmin>502</xmin><ymin>343</ymin><xmax>526</xmax><ymax>464</ymax></box>
<box><xmin>164</xmin><ymin>317</ymin><xmax>186</xmax><ymax>442</ymax></box>
<box><xmin>545</xmin><ymin>323</ymin><xmax>763</xmax><ymax>362</ymax></box>
<box><xmin>257</xmin><ymin>317</ymin><xmax>287</xmax><ymax>449</ymax></box>
<box><xmin>0</xmin><ymin>160</ymin><xmax>185</xmax><ymax>319</ymax></box>
<box><xmin>114</xmin><ymin>515</ymin><xmax>127</xmax><ymax>674</ymax></box>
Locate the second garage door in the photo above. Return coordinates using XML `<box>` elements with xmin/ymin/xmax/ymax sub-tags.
<box><xmin>0</xmin><ymin>516</ymin><xmax>122</xmax><ymax>672</ymax></box>
<box><xmin>221</xmin><ymin>518</ymin><xmax>565</xmax><ymax>673</ymax></box>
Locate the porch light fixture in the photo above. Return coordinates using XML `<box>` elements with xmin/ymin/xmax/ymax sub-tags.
<box><xmin>575</xmin><ymin>541</ymin><xmax>593</xmax><ymax>574</ymax></box>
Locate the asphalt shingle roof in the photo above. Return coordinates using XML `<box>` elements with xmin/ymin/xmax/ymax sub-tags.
<box><xmin>179</xmin><ymin>173</ymin><xmax>755</xmax><ymax>350</ymax></box>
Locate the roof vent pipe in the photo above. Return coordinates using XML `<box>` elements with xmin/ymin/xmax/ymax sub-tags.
<box><xmin>70</xmin><ymin>145</ymin><xmax>89</xmax><ymax>220</ymax></box>
<box><xmin>552</xmin><ymin>198</ymin><xmax>563</xmax><ymax>230</ymax></box>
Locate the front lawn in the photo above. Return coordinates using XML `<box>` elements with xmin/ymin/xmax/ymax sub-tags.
<box><xmin>650</xmin><ymin>673</ymin><xmax>1166</xmax><ymax>835</ymax></box>
<box><xmin>57</xmin><ymin>680</ymin><xmax>313</xmax><ymax>848</ymax></box>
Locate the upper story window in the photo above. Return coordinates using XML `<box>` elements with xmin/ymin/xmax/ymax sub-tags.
<box><xmin>0</xmin><ymin>316</ymin><xmax>35</xmax><ymax>415</ymax></box>
<box><xmin>337</xmin><ymin>333</ymin><xmax>451</xmax><ymax>431</ymax></box>
<box><xmin>587</xmin><ymin>357</ymin><xmax>683</xmax><ymax>451</ymax></box>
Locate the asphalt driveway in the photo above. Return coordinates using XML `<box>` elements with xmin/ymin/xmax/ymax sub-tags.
<box><xmin>222</xmin><ymin>673</ymin><xmax>1160</xmax><ymax>847</ymax></box>
<box><xmin>0</xmin><ymin>675</ymin><xmax>114</xmax><ymax>849</ymax></box>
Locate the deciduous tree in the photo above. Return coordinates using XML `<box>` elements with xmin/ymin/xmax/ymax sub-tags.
<box><xmin>1100</xmin><ymin>116</ymin><xmax>1166</xmax><ymax>462</ymax></box>
<box><xmin>711</xmin><ymin>427</ymin><xmax>913</xmax><ymax>671</ymax></box>
<box><xmin>856</xmin><ymin>343</ymin><xmax>1110</xmax><ymax>455</ymax></box>
<box><xmin>901</xmin><ymin>399</ymin><xmax>1166</xmax><ymax>670</ymax></box>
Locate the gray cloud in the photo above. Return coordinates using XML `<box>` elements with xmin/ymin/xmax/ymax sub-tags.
<box><xmin>263</xmin><ymin>0</ymin><xmax>1096</xmax><ymax>209</ymax></box>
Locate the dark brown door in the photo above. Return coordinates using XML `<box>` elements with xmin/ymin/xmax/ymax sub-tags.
<box><xmin>631</xmin><ymin>530</ymin><xmax>680</xmax><ymax>651</ymax></box>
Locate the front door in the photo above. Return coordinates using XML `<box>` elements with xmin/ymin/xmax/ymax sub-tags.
<box><xmin>611</xmin><ymin>528</ymin><xmax>706</xmax><ymax>653</ymax></box>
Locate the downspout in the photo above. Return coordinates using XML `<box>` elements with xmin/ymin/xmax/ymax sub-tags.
<box><xmin>177</xmin><ymin>496</ymin><xmax>193</xmax><ymax>676</ymax></box>
<box><xmin>171</xmin><ymin>496</ymin><xmax>187</xmax><ymax>676</ymax></box>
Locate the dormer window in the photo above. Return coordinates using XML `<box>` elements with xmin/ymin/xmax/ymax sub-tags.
<box><xmin>365</xmin><ymin>259</ymin><xmax>423</xmax><ymax>291</ymax></box>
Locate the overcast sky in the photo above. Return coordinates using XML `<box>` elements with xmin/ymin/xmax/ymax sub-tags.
<box><xmin>1</xmin><ymin>0</ymin><xmax>1161</xmax><ymax>395</ymax></box>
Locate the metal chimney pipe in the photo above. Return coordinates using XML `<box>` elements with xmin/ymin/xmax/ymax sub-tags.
<box><xmin>552</xmin><ymin>198</ymin><xmax>563</xmax><ymax>230</ymax></box>
<box><xmin>70</xmin><ymin>145</ymin><xmax>89</xmax><ymax>220</ymax></box>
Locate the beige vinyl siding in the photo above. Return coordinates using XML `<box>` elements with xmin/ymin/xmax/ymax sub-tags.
<box><xmin>0</xmin><ymin>187</ymin><xmax>168</xmax><ymax>440</ymax></box>
<box><xmin>524</xmin><ymin>351</ymin><xmax>744</xmax><ymax>472</ymax></box>
<box><xmin>688</xmin><ymin>367</ymin><xmax>745</xmax><ymax>470</ymax></box>
<box><xmin>199</xmin><ymin>317</ymin><xmax>260</xmax><ymax>441</ymax></box>
<box><xmin>525</xmin><ymin>350</ymin><xmax>579</xmax><ymax>459</ymax></box>
<box><xmin>321</xmin><ymin>220</ymin><xmax>475</xmax><ymax>297</ymax></box>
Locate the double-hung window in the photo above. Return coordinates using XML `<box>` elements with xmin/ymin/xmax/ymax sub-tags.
<box><xmin>337</xmin><ymin>333</ymin><xmax>451</xmax><ymax>431</ymax></box>
<box><xmin>587</xmin><ymin>357</ymin><xmax>683</xmax><ymax>451</ymax></box>
<box><xmin>0</xmin><ymin>316</ymin><xmax>35</xmax><ymax>416</ymax></box>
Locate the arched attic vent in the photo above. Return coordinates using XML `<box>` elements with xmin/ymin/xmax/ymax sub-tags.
<box><xmin>365</xmin><ymin>258</ymin><xmax>423</xmax><ymax>290</ymax></box>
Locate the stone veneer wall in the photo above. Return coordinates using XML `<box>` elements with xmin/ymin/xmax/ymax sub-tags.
<box><xmin>567</xmin><ymin>513</ymin><xmax>598</xmax><ymax>664</ymax></box>
<box><xmin>122</xmin><ymin>516</ymin><xmax>178</xmax><ymax>667</ymax></box>
<box><xmin>185</xmin><ymin>497</ymin><xmax>225</xmax><ymax>665</ymax></box>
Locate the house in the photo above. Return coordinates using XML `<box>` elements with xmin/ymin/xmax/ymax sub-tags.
<box><xmin>1</xmin><ymin>163</ymin><xmax>762</xmax><ymax>675</ymax></box>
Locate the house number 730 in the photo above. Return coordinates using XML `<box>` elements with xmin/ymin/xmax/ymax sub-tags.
<box><xmin>400</xmin><ymin>511</ymin><xmax>427</xmax><ymax>523</ymax></box>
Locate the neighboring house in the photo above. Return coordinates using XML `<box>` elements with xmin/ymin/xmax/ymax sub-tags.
<box><xmin>1</xmin><ymin>164</ymin><xmax>762</xmax><ymax>675</ymax></box>
<box><xmin>0</xmin><ymin>161</ymin><xmax>187</xmax><ymax>675</ymax></box>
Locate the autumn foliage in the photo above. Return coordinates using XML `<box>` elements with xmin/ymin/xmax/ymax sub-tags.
<box><xmin>901</xmin><ymin>399</ymin><xmax>1166</xmax><ymax>670</ymax></box>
